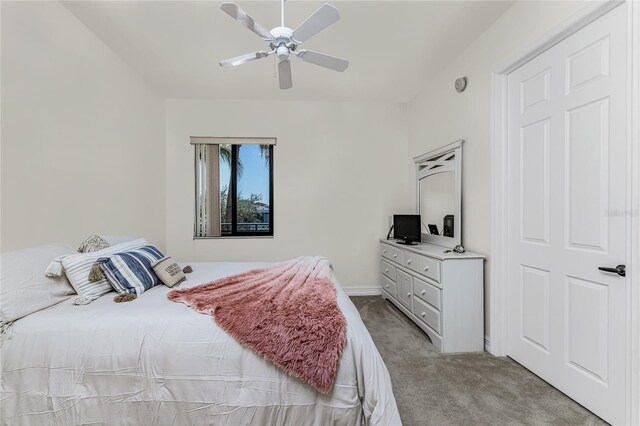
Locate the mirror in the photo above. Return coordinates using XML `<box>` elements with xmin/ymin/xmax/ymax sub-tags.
<box><xmin>414</xmin><ymin>140</ymin><xmax>462</xmax><ymax>248</ymax></box>
<box><xmin>419</xmin><ymin>172</ymin><xmax>455</xmax><ymax>237</ymax></box>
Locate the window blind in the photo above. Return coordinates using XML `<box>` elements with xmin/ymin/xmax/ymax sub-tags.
<box><xmin>194</xmin><ymin>144</ymin><xmax>220</xmax><ymax>237</ymax></box>
<box><xmin>190</xmin><ymin>137</ymin><xmax>276</xmax><ymax>145</ymax></box>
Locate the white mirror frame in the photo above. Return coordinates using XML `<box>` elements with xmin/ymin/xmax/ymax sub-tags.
<box><xmin>414</xmin><ymin>140</ymin><xmax>463</xmax><ymax>249</ymax></box>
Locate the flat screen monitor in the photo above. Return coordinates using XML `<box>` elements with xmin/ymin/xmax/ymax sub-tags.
<box><xmin>393</xmin><ymin>215</ymin><xmax>421</xmax><ymax>244</ymax></box>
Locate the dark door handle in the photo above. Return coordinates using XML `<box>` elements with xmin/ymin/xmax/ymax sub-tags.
<box><xmin>598</xmin><ymin>265</ymin><xmax>626</xmax><ymax>277</ymax></box>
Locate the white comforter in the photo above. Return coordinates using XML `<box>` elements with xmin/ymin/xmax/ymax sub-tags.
<box><xmin>1</xmin><ymin>262</ymin><xmax>401</xmax><ymax>426</ymax></box>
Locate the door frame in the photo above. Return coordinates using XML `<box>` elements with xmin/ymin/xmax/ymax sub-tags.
<box><xmin>489</xmin><ymin>0</ymin><xmax>640</xmax><ymax>423</ymax></box>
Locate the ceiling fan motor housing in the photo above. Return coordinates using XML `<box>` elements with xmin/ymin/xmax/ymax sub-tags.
<box><xmin>270</xmin><ymin>26</ymin><xmax>297</xmax><ymax>61</ymax></box>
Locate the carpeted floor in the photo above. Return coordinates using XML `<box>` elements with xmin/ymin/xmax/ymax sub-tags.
<box><xmin>351</xmin><ymin>296</ymin><xmax>606</xmax><ymax>426</ymax></box>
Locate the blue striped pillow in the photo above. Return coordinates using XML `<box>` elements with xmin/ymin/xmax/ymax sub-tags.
<box><xmin>97</xmin><ymin>245</ymin><xmax>165</xmax><ymax>296</ymax></box>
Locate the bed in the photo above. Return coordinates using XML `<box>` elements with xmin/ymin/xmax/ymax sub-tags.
<box><xmin>1</xmin><ymin>261</ymin><xmax>401</xmax><ymax>425</ymax></box>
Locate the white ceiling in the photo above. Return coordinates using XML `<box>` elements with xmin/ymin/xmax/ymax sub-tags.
<box><xmin>62</xmin><ymin>1</ymin><xmax>513</xmax><ymax>102</ymax></box>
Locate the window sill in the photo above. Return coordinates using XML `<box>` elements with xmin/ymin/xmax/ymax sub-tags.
<box><xmin>193</xmin><ymin>236</ymin><xmax>274</xmax><ymax>240</ymax></box>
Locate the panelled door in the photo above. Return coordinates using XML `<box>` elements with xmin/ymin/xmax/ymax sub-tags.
<box><xmin>507</xmin><ymin>4</ymin><xmax>628</xmax><ymax>424</ymax></box>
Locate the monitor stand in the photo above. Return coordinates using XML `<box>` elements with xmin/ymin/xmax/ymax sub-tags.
<box><xmin>396</xmin><ymin>240</ymin><xmax>420</xmax><ymax>246</ymax></box>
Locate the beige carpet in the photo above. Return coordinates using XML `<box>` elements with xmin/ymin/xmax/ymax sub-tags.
<box><xmin>351</xmin><ymin>296</ymin><xmax>606</xmax><ymax>426</ymax></box>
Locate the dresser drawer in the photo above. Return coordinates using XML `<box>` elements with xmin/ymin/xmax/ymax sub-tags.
<box><xmin>402</xmin><ymin>251</ymin><xmax>441</xmax><ymax>283</ymax></box>
<box><xmin>412</xmin><ymin>296</ymin><xmax>441</xmax><ymax>333</ymax></box>
<box><xmin>380</xmin><ymin>260</ymin><xmax>396</xmax><ymax>282</ymax></box>
<box><xmin>382</xmin><ymin>275</ymin><xmax>397</xmax><ymax>298</ymax></box>
<box><xmin>380</xmin><ymin>244</ymin><xmax>401</xmax><ymax>264</ymax></box>
<box><xmin>396</xmin><ymin>269</ymin><xmax>413</xmax><ymax>310</ymax></box>
<box><xmin>413</xmin><ymin>276</ymin><xmax>441</xmax><ymax>310</ymax></box>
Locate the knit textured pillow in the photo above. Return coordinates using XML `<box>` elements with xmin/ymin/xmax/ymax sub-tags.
<box><xmin>77</xmin><ymin>235</ymin><xmax>110</xmax><ymax>253</ymax></box>
<box><xmin>97</xmin><ymin>245</ymin><xmax>165</xmax><ymax>296</ymax></box>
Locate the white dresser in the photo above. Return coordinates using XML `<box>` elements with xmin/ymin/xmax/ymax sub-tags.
<box><xmin>380</xmin><ymin>239</ymin><xmax>484</xmax><ymax>353</ymax></box>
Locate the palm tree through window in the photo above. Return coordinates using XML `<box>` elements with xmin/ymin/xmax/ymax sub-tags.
<box><xmin>193</xmin><ymin>138</ymin><xmax>274</xmax><ymax>238</ymax></box>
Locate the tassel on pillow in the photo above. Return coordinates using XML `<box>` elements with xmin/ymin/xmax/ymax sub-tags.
<box><xmin>114</xmin><ymin>293</ymin><xmax>137</xmax><ymax>303</ymax></box>
<box><xmin>45</xmin><ymin>256</ymin><xmax>65</xmax><ymax>278</ymax></box>
<box><xmin>73</xmin><ymin>296</ymin><xmax>92</xmax><ymax>305</ymax></box>
<box><xmin>88</xmin><ymin>261</ymin><xmax>104</xmax><ymax>282</ymax></box>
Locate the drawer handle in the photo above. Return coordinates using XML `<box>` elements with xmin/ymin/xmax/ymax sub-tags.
<box><xmin>407</xmin><ymin>292</ymin><xmax>412</xmax><ymax>297</ymax></box>
<box><xmin>406</xmin><ymin>259</ymin><xmax>412</xmax><ymax>265</ymax></box>
<box><xmin>384</xmin><ymin>268</ymin><xmax>389</xmax><ymax>273</ymax></box>
<box><xmin>393</xmin><ymin>254</ymin><xmax>397</xmax><ymax>258</ymax></box>
<box><xmin>383</xmin><ymin>249</ymin><xmax>387</xmax><ymax>254</ymax></box>
<box><xmin>420</xmin><ymin>290</ymin><xmax>426</xmax><ymax>296</ymax></box>
<box><xmin>421</xmin><ymin>312</ymin><xmax>426</xmax><ymax>317</ymax></box>
<box><xmin>385</xmin><ymin>284</ymin><xmax>389</xmax><ymax>288</ymax></box>
<box><xmin>423</xmin><ymin>266</ymin><xmax>429</xmax><ymax>271</ymax></box>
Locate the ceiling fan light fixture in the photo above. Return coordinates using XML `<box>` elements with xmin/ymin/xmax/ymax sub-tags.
<box><xmin>276</xmin><ymin>46</ymin><xmax>290</xmax><ymax>61</ymax></box>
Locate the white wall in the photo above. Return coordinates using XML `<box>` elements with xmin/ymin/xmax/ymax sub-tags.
<box><xmin>1</xmin><ymin>0</ymin><xmax>593</xmax><ymax>307</ymax></box>
<box><xmin>407</xmin><ymin>0</ymin><xmax>591</xmax><ymax>335</ymax></box>
<box><xmin>166</xmin><ymin>100</ymin><xmax>409</xmax><ymax>290</ymax></box>
<box><xmin>1</xmin><ymin>1</ymin><xmax>166</xmax><ymax>251</ymax></box>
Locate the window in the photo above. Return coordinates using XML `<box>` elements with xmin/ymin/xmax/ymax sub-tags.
<box><xmin>193</xmin><ymin>138</ymin><xmax>274</xmax><ymax>238</ymax></box>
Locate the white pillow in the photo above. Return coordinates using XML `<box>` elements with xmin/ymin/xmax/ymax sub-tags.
<box><xmin>61</xmin><ymin>238</ymin><xmax>148</xmax><ymax>304</ymax></box>
<box><xmin>0</xmin><ymin>243</ymin><xmax>76</xmax><ymax>323</ymax></box>
<box><xmin>101</xmin><ymin>235</ymin><xmax>136</xmax><ymax>246</ymax></box>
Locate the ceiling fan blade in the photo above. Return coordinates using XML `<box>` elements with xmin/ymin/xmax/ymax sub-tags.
<box><xmin>297</xmin><ymin>50</ymin><xmax>348</xmax><ymax>72</ymax></box>
<box><xmin>291</xmin><ymin>3</ymin><xmax>340</xmax><ymax>43</ymax></box>
<box><xmin>219</xmin><ymin>51</ymin><xmax>272</xmax><ymax>67</ymax></box>
<box><xmin>278</xmin><ymin>60</ymin><xmax>293</xmax><ymax>90</ymax></box>
<box><xmin>220</xmin><ymin>2</ymin><xmax>274</xmax><ymax>42</ymax></box>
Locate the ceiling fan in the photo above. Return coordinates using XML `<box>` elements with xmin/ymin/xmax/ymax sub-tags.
<box><xmin>218</xmin><ymin>0</ymin><xmax>349</xmax><ymax>90</ymax></box>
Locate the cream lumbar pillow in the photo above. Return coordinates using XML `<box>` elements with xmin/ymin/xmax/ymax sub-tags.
<box><xmin>101</xmin><ymin>235</ymin><xmax>135</xmax><ymax>246</ymax></box>
<box><xmin>151</xmin><ymin>257</ymin><xmax>186</xmax><ymax>288</ymax></box>
<box><xmin>60</xmin><ymin>239</ymin><xmax>149</xmax><ymax>304</ymax></box>
<box><xmin>44</xmin><ymin>235</ymin><xmax>111</xmax><ymax>278</ymax></box>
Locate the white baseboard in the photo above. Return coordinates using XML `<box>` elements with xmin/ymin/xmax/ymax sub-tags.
<box><xmin>343</xmin><ymin>287</ymin><xmax>382</xmax><ymax>296</ymax></box>
<box><xmin>484</xmin><ymin>335</ymin><xmax>491</xmax><ymax>353</ymax></box>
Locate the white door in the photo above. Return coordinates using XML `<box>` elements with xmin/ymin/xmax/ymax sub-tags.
<box><xmin>507</xmin><ymin>4</ymin><xmax>628</xmax><ymax>424</ymax></box>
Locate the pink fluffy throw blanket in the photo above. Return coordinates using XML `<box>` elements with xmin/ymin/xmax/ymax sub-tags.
<box><xmin>167</xmin><ymin>256</ymin><xmax>347</xmax><ymax>393</ymax></box>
